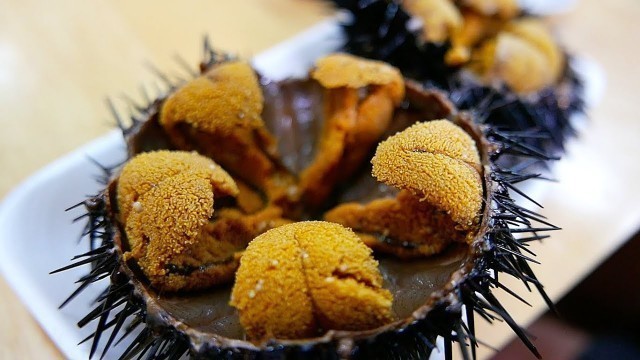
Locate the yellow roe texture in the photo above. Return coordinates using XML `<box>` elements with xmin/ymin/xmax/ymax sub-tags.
<box><xmin>116</xmin><ymin>150</ymin><xmax>275</xmax><ymax>292</ymax></box>
<box><xmin>400</xmin><ymin>0</ymin><xmax>564</xmax><ymax>94</ymax></box>
<box><xmin>504</xmin><ymin>19</ymin><xmax>564</xmax><ymax>85</ymax></box>
<box><xmin>159</xmin><ymin>61</ymin><xmax>287</xmax><ymax>195</ymax></box>
<box><xmin>446</xmin><ymin>11</ymin><xmax>505</xmax><ymax>66</ymax></box>
<box><xmin>300</xmin><ymin>54</ymin><xmax>405</xmax><ymax>208</ymax></box>
<box><xmin>160</xmin><ymin>61</ymin><xmax>264</xmax><ymax>140</ymax></box>
<box><xmin>403</xmin><ymin>0</ymin><xmax>463</xmax><ymax>43</ymax></box>
<box><xmin>461</xmin><ymin>0</ymin><xmax>519</xmax><ymax>18</ymax></box>
<box><xmin>468</xmin><ymin>18</ymin><xmax>564</xmax><ymax>94</ymax></box>
<box><xmin>311</xmin><ymin>53</ymin><xmax>404</xmax><ymax>98</ymax></box>
<box><xmin>230</xmin><ymin>221</ymin><xmax>393</xmax><ymax>341</ymax></box>
<box><xmin>117</xmin><ymin>150</ymin><xmax>238</xmax><ymax>223</ymax></box>
<box><xmin>325</xmin><ymin>190</ymin><xmax>467</xmax><ymax>258</ymax></box>
<box><xmin>372</xmin><ymin>120</ymin><xmax>482</xmax><ymax>227</ymax></box>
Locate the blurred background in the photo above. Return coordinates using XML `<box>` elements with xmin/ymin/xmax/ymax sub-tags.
<box><xmin>1</xmin><ymin>0</ymin><xmax>639</xmax><ymax>359</ymax></box>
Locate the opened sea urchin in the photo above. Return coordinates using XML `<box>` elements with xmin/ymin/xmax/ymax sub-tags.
<box><xmin>55</xmin><ymin>44</ymin><xmax>557</xmax><ymax>359</ymax></box>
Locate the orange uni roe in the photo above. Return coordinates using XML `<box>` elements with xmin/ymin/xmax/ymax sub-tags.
<box><xmin>326</xmin><ymin>120</ymin><xmax>483</xmax><ymax>258</ymax></box>
<box><xmin>230</xmin><ymin>221</ymin><xmax>393</xmax><ymax>341</ymax></box>
<box><xmin>299</xmin><ymin>53</ymin><xmax>405</xmax><ymax>208</ymax></box>
<box><xmin>159</xmin><ymin>61</ymin><xmax>294</xmax><ymax>204</ymax></box>
<box><xmin>117</xmin><ymin>150</ymin><xmax>286</xmax><ymax>292</ymax></box>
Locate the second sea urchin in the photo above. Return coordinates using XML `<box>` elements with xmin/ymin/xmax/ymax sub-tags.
<box><xmin>327</xmin><ymin>0</ymin><xmax>583</xmax><ymax>161</ymax></box>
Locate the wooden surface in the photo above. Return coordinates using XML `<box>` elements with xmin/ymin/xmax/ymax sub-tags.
<box><xmin>0</xmin><ymin>0</ymin><xmax>639</xmax><ymax>359</ymax></box>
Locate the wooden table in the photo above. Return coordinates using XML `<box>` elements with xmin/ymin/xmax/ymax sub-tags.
<box><xmin>1</xmin><ymin>0</ymin><xmax>638</xmax><ymax>358</ymax></box>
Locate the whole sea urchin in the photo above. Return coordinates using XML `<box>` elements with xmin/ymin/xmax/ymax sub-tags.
<box><xmin>55</xmin><ymin>42</ymin><xmax>557</xmax><ymax>359</ymax></box>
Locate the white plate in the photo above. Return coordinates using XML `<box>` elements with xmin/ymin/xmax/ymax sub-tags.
<box><xmin>0</xmin><ymin>15</ymin><xmax>602</xmax><ymax>360</ymax></box>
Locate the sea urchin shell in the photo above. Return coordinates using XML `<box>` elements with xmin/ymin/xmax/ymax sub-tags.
<box><xmin>55</xmin><ymin>44</ymin><xmax>558</xmax><ymax>360</ymax></box>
